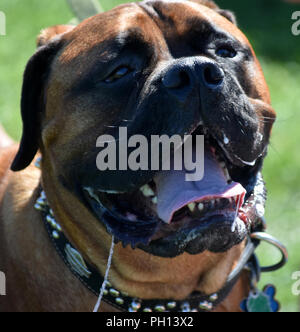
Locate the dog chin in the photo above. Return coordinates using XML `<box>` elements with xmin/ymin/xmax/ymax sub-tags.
<box><xmin>138</xmin><ymin>215</ymin><xmax>248</xmax><ymax>258</ymax></box>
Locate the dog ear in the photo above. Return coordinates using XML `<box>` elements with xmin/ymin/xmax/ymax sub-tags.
<box><xmin>11</xmin><ymin>25</ymin><xmax>75</xmax><ymax>172</ymax></box>
<box><xmin>189</xmin><ymin>1</ymin><xmax>237</xmax><ymax>25</ymax></box>
<box><xmin>10</xmin><ymin>38</ymin><xmax>64</xmax><ymax>172</ymax></box>
<box><xmin>217</xmin><ymin>9</ymin><xmax>237</xmax><ymax>25</ymax></box>
<box><xmin>37</xmin><ymin>25</ymin><xmax>74</xmax><ymax>47</ymax></box>
<box><xmin>189</xmin><ymin>0</ymin><xmax>219</xmax><ymax>10</ymax></box>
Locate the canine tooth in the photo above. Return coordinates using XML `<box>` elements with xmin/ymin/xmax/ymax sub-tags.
<box><xmin>84</xmin><ymin>187</ymin><xmax>101</xmax><ymax>204</ymax></box>
<box><xmin>140</xmin><ymin>185</ymin><xmax>155</xmax><ymax>197</ymax></box>
<box><xmin>198</xmin><ymin>203</ymin><xmax>204</xmax><ymax>211</ymax></box>
<box><xmin>152</xmin><ymin>197</ymin><xmax>158</xmax><ymax>204</ymax></box>
<box><xmin>220</xmin><ymin>161</ymin><xmax>226</xmax><ymax>169</ymax></box>
<box><xmin>219</xmin><ymin>161</ymin><xmax>231</xmax><ymax>182</ymax></box>
<box><xmin>224</xmin><ymin>169</ymin><xmax>231</xmax><ymax>182</ymax></box>
<box><xmin>188</xmin><ymin>203</ymin><xmax>196</xmax><ymax>212</ymax></box>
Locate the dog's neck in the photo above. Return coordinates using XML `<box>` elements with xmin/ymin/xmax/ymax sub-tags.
<box><xmin>37</xmin><ymin>189</ymin><xmax>251</xmax><ymax>312</ymax></box>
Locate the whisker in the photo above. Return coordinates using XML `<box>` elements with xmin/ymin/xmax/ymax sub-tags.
<box><xmin>104</xmin><ymin>125</ymin><xmax>118</xmax><ymax>128</ymax></box>
<box><xmin>121</xmin><ymin>119</ymin><xmax>134</xmax><ymax>123</ymax></box>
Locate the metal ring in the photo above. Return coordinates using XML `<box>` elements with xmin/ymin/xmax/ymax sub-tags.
<box><xmin>251</xmin><ymin>232</ymin><xmax>288</xmax><ymax>273</ymax></box>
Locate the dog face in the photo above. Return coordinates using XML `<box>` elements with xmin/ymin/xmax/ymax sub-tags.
<box><xmin>12</xmin><ymin>0</ymin><xmax>276</xmax><ymax>258</ymax></box>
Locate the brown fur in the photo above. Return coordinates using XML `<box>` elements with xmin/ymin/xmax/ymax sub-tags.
<box><xmin>0</xmin><ymin>1</ymin><xmax>272</xmax><ymax>312</ymax></box>
<box><xmin>37</xmin><ymin>25</ymin><xmax>75</xmax><ymax>47</ymax></box>
<box><xmin>0</xmin><ymin>126</ymin><xmax>13</xmax><ymax>150</ymax></box>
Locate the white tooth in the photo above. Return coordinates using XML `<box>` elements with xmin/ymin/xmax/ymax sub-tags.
<box><xmin>219</xmin><ymin>161</ymin><xmax>231</xmax><ymax>182</ymax></box>
<box><xmin>220</xmin><ymin>162</ymin><xmax>226</xmax><ymax>169</ymax></box>
<box><xmin>198</xmin><ymin>203</ymin><xmax>204</xmax><ymax>211</ymax></box>
<box><xmin>84</xmin><ymin>187</ymin><xmax>101</xmax><ymax>204</ymax></box>
<box><xmin>224</xmin><ymin>169</ymin><xmax>231</xmax><ymax>182</ymax></box>
<box><xmin>188</xmin><ymin>203</ymin><xmax>196</xmax><ymax>212</ymax></box>
<box><xmin>152</xmin><ymin>197</ymin><xmax>158</xmax><ymax>204</ymax></box>
<box><xmin>140</xmin><ymin>184</ymin><xmax>155</xmax><ymax>197</ymax></box>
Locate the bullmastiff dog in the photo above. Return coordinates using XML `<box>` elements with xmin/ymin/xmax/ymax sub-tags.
<box><xmin>0</xmin><ymin>0</ymin><xmax>276</xmax><ymax>312</ymax></box>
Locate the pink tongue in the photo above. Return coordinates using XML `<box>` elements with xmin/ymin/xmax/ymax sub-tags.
<box><xmin>154</xmin><ymin>147</ymin><xmax>246</xmax><ymax>224</ymax></box>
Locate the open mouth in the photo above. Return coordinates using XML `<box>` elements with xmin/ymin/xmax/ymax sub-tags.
<box><xmin>83</xmin><ymin>125</ymin><xmax>267</xmax><ymax>258</ymax></box>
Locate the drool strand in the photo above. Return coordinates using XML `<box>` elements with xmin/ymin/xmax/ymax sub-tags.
<box><xmin>231</xmin><ymin>196</ymin><xmax>242</xmax><ymax>233</ymax></box>
<box><xmin>93</xmin><ymin>236</ymin><xmax>115</xmax><ymax>312</ymax></box>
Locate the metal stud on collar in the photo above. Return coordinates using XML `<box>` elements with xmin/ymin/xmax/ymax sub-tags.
<box><xmin>199</xmin><ymin>301</ymin><xmax>213</xmax><ymax>311</ymax></box>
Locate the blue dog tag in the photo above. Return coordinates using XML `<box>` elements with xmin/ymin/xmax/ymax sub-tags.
<box><xmin>240</xmin><ymin>285</ymin><xmax>280</xmax><ymax>312</ymax></box>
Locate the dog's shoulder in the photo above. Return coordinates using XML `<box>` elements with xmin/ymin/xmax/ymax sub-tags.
<box><xmin>0</xmin><ymin>125</ymin><xmax>15</xmax><ymax>184</ymax></box>
<box><xmin>0</xmin><ymin>126</ymin><xmax>13</xmax><ymax>150</ymax></box>
<box><xmin>0</xmin><ymin>145</ymin><xmax>19</xmax><ymax>201</ymax></box>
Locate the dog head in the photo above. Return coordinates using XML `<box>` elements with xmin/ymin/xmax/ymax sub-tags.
<box><xmin>11</xmin><ymin>0</ymin><xmax>276</xmax><ymax>258</ymax></box>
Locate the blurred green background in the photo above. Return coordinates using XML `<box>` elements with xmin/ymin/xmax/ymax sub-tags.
<box><xmin>0</xmin><ymin>0</ymin><xmax>300</xmax><ymax>312</ymax></box>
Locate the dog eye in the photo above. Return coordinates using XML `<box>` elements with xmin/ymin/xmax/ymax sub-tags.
<box><xmin>216</xmin><ymin>46</ymin><xmax>237</xmax><ymax>58</ymax></box>
<box><xmin>104</xmin><ymin>66</ymin><xmax>132</xmax><ymax>83</ymax></box>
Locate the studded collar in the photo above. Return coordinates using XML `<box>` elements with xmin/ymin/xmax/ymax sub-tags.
<box><xmin>35</xmin><ymin>189</ymin><xmax>262</xmax><ymax>312</ymax></box>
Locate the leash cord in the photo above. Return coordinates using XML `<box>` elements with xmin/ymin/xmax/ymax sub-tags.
<box><xmin>93</xmin><ymin>236</ymin><xmax>115</xmax><ymax>312</ymax></box>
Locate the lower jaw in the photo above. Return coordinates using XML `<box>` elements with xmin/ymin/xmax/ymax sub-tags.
<box><xmin>138</xmin><ymin>215</ymin><xmax>248</xmax><ymax>258</ymax></box>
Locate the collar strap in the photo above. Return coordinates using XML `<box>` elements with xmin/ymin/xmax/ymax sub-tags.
<box><xmin>34</xmin><ymin>189</ymin><xmax>273</xmax><ymax>312</ymax></box>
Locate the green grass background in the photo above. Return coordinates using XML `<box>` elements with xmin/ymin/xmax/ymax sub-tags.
<box><xmin>0</xmin><ymin>0</ymin><xmax>300</xmax><ymax>312</ymax></box>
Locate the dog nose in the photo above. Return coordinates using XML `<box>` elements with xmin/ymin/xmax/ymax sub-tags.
<box><xmin>162</xmin><ymin>58</ymin><xmax>224</xmax><ymax>101</ymax></box>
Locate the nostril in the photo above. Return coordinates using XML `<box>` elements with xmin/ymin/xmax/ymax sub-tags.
<box><xmin>176</xmin><ymin>71</ymin><xmax>190</xmax><ymax>89</ymax></box>
<box><xmin>203</xmin><ymin>64</ymin><xmax>224</xmax><ymax>87</ymax></box>
<box><xmin>162</xmin><ymin>69</ymin><xmax>191</xmax><ymax>90</ymax></box>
